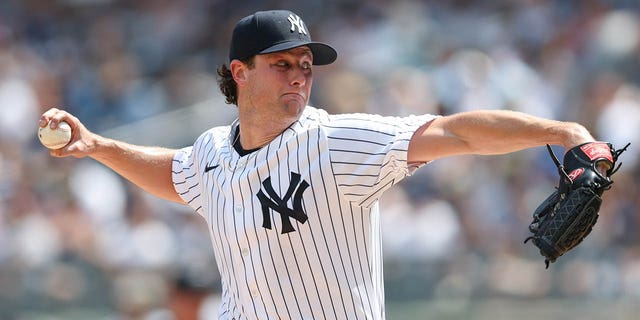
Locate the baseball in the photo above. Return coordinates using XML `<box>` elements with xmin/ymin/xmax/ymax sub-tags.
<box><xmin>38</xmin><ymin>120</ymin><xmax>72</xmax><ymax>149</ymax></box>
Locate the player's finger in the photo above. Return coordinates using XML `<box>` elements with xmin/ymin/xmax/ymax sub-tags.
<box><xmin>38</xmin><ymin>116</ymin><xmax>48</xmax><ymax>128</ymax></box>
<box><xmin>49</xmin><ymin>148</ymin><xmax>65</xmax><ymax>158</ymax></box>
<box><xmin>40</xmin><ymin>107</ymin><xmax>72</xmax><ymax>129</ymax></box>
<box><xmin>39</xmin><ymin>109</ymin><xmax>61</xmax><ymax>128</ymax></box>
<box><xmin>39</xmin><ymin>111</ymin><xmax>57</xmax><ymax>128</ymax></box>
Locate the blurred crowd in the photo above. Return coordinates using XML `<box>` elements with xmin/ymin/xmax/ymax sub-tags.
<box><xmin>1</xmin><ymin>0</ymin><xmax>639</xmax><ymax>319</ymax></box>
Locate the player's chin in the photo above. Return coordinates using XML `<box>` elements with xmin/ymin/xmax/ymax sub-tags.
<box><xmin>282</xmin><ymin>95</ymin><xmax>307</xmax><ymax>114</ymax></box>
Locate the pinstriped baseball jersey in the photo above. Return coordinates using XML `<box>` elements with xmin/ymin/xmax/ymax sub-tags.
<box><xmin>172</xmin><ymin>106</ymin><xmax>435</xmax><ymax>319</ymax></box>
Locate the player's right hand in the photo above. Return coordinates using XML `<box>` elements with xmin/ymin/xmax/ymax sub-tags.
<box><xmin>39</xmin><ymin>108</ymin><xmax>99</xmax><ymax>158</ymax></box>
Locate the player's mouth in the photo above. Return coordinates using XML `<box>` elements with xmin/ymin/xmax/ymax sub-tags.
<box><xmin>282</xmin><ymin>92</ymin><xmax>307</xmax><ymax>102</ymax></box>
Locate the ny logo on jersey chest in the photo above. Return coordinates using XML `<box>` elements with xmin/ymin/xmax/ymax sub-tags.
<box><xmin>256</xmin><ymin>172</ymin><xmax>309</xmax><ymax>234</ymax></box>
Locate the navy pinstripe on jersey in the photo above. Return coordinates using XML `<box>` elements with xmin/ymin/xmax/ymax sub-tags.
<box><xmin>172</xmin><ymin>106</ymin><xmax>435</xmax><ymax>319</ymax></box>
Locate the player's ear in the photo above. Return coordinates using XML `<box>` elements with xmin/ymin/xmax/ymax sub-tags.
<box><xmin>230</xmin><ymin>59</ymin><xmax>249</xmax><ymax>84</ymax></box>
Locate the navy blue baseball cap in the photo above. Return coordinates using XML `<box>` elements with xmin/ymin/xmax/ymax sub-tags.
<box><xmin>229</xmin><ymin>10</ymin><xmax>337</xmax><ymax>65</ymax></box>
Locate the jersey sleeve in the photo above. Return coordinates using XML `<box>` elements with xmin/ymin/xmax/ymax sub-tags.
<box><xmin>326</xmin><ymin>113</ymin><xmax>436</xmax><ymax>208</ymax></box>
<box><xmin>172</xmin><ymin>146</ymin><xmax>204</xmax><ymax>215</ymax></box>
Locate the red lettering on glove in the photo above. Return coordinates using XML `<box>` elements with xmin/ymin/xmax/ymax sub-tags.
<box><xmin>581</xmin><ymin>142</ymin><xmax>613</xmax><ymax>163</ymax></box>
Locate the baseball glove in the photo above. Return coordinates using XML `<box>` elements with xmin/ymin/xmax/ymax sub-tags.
<box><xmin>525</xmin><ymin>141</ymin><xmax>630</xmax><ymax>268</ymax></box>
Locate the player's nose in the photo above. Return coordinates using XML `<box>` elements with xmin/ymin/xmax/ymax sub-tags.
<box><xmin>288</xmin><ymin>67</ymin><xmax>309</xmax><ymax>87</ymax></box>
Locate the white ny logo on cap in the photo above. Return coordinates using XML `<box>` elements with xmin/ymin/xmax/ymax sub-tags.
<box><xmin>287</xmin><ymin>13</ymin><xmax>307</xmax><ymax>35</ymax></box>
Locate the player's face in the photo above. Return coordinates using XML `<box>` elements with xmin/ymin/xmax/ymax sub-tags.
<box><xmin>245</xmin><ymin>47</ymin><xmax>314</xmax><ymax>117</ymax></box>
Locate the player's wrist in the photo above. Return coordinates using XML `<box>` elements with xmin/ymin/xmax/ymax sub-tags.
<box><xmin>561</xmin><ymin>122</ymin><xmax>594</xmax><ymax>150</ymax></box>
<box><xmin>87</xmin><ymin>134</ymin><xmax>115</xmax><ymax>160</ymax></box>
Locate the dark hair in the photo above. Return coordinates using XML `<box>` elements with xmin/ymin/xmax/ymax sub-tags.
<box><xmin>216</xmin><ymin>57</ymin><xmax>255</xmax><ymax>105</ymax></box>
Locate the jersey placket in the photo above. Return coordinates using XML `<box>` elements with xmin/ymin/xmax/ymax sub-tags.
<box><xmin>231</xmin><ymin>149</ymin><xmax>270</xmax><ymax>317</ymax></box>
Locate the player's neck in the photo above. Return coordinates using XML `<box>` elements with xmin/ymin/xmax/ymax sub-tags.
<box><xmin>236</xmin><ymin>106</ymin><xmax>299</xmax><ymax>150</ymax></box>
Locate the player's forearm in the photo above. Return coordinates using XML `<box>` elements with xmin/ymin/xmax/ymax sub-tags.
<box><xmin>409</xmin><ymin>110</ymin><xmax>595</xmax><ymax>161</ymax></box>
<box><xmin>39</xmin><ymin>108</ymin><xmax>183</xmax><ymax>203</ymax></box>
<box><xmin>446</xmin><ymin>110</ymin><xmax>594</xmax><ymax>154</ymax></box>
<box><xmin>89</xmin><ymin>136</ymin><xmax>183</xmax><ymax>203</ymax></box>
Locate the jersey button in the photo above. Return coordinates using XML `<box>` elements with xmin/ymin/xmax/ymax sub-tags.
<box><xmin>237</xmin><ymin>160</ymin><xmax>246</xmax><ymax>168</ymax></box>
<box><xmin>241</xmin><ymin>247</ymin><xmax>249</xmax><ymax>257</ymax></box>
<box><xmin>234</xmin><ymin>205</ymin><xmax>242</xmax><ymax>213</ymax></box>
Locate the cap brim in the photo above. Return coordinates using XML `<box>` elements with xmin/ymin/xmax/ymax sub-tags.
<box><xmin>259</xmin><ymin>41</ymin><xmax>337</xmax><ymax>65</ymax></box>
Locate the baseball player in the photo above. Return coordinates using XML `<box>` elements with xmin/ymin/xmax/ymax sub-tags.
<box><xmin>40</xmin><ymin>9</ymin><xmax>602</xmax><ymax>320</ymax></box>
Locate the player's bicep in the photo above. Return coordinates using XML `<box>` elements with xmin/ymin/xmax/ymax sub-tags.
<box><xmin>408</xmin><ymin>117</ymin><xmax>472</xmax><ymax>163</ymax></box>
